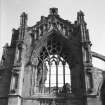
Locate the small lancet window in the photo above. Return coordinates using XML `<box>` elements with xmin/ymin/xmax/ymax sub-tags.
<box><xmin>16</xmin><ymin>44</ymin><xmax>22</xmax><ymax>62</ymax></box>
<box><xmin>10</xmin><ymin>72</ymin><xmax>18</xmax><ymax>93</ymax></box>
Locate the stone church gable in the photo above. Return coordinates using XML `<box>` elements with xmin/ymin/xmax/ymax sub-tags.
<box><xmin>0</xmin><ymin>8</ymin><xmax>105</xmax><ymax>105</ymax></box>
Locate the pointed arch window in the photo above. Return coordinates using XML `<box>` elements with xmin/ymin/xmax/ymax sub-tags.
<box><xmin>36</xmin><ymin>39</ymin><xmax>72</xmax><ymax>94</ymax></box>
<box><xmin>43</xmin><ymin>54</ymin><xmax>71</xmax><ymax>93</ymax></box>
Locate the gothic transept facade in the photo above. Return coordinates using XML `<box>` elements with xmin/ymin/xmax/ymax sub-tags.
<box><xmin>0</xmin><ymin>8</ymin><xmax>105</xmax><ymax>105</ymax></box>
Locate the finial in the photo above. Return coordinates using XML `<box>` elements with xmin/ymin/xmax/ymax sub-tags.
<box><xmin>49</xmin><ymin>8</ymin><xmax>58</xmax><ymax>15</ymax></box>
<box><xmin>78</xmin><ymin>10</ymin><xmax>84</xmax><ymax>16</ymax></box>
<box><xmin>20</xmin><ymin>12</ymin><xmax>28</xmax><ymax>26</ymax></box>
<box><xmin>77</xmin><ymin>10</ymin><xmax>85</xmax><ymax>23</ymax></box>
<box><xmin>20</xmin><ymin>12</ymin><xmax>27</xmax><ymax>17</ymax></box>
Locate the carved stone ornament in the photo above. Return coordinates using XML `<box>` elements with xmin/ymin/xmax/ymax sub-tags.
<box><xmin>31</xmin><ymin>57</ymin><xmax>39</xmax><ymax>66</ymax></box>
<box><xmin>31</xmin><ymin>49</ymin><xmax>39</xmax><ymax>66</ymax></box>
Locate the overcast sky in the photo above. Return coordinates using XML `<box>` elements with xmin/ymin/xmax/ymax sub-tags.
<box><xmin>0</xmin><ymin>0</ymin><xmax>105</xmax><ymax>69</ymax></box>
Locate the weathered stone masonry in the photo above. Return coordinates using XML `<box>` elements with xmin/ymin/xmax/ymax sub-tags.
<box><xmin>0</xmin><ymin>8</ymin><xmax>105</xmax><ymax>105</ymax></box>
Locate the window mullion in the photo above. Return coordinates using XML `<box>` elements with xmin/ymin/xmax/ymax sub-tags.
<box><xmin>55</xmin><ymin>61</ymin><xmax>59</xmax><ymax>93</ymax></box>
<box><xmin>49</xmin><ymin>61</ymin><xmax>51</xmax><ymax>93</ymax></box>
<box><xmin>42</xmin><ymin>61</ymin><xmax>45</xmax><ymax>93</ymax></box>
<box><xmin>63</xmin><ymin>61</ymin><xmax>66</xmax><ymax>85</ymax></box>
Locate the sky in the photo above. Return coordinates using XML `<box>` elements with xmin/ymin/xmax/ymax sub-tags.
<box><xmin>0</xmin><ymin>0</ymin><xmax>105</xmax><ymax>69</ymax></box>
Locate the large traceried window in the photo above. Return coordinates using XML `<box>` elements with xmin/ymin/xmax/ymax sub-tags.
<box><xmin>37</xmin><ymin>39</ymin><xmax>72</xmax><ymax>94</ymax></box>
<box><xmin>44</xmin><ymin>54</ymin><xmax>71</xmax><ymax>93</ymax></box>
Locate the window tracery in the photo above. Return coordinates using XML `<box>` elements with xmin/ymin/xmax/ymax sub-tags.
<box><xmin>34</xmin><ymin>39</ymin><xmax>72</xmax><ymax>95</ymax></box>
